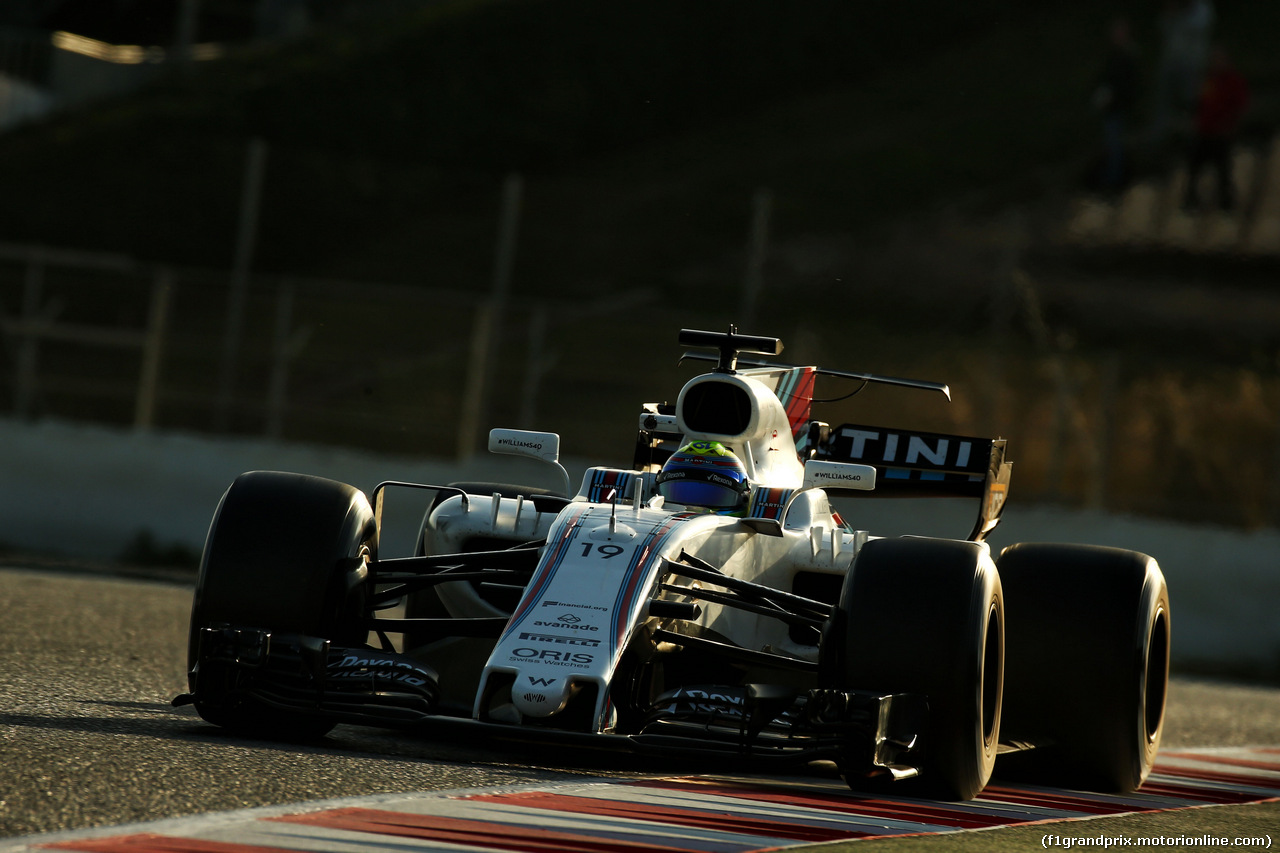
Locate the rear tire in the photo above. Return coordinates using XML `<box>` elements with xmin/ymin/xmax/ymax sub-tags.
<box><xmin>821</xmin><ymin>537</ymin><xmax>1004</xmax><ymax>800</ymax></box>
<box><xmin>187</xmin><ymin>471</ymin><xmax>377</xmax><ymax>738</ymax></box>
<box><xmin>998</xmin><ymin>543</ymin><xmax>1170</xmax><ymax>792</ymax></box>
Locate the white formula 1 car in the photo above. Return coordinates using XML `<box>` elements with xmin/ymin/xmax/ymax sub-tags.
<box><xmin>176</xmin><ymin>328</ymin><xmax>1170</xmax><ymax>800</ymax></box>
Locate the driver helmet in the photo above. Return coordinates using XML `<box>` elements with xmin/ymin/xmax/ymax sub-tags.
<box><xmin>656</xmin><ymin>441</ymin><xmax>750</xmax><ymax>512</ymax></box>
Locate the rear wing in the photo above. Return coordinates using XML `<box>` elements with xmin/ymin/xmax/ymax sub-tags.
<box><xmin>814</xmin><ymin>424</ymin><xmax>1012</xmax><ymax>541</ymax></box>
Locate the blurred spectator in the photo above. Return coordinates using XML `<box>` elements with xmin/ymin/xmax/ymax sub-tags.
<box><xmin>1183</xmin><ymin>46</ymin><xmax>1249</xmax><ymax>211</ymax></box>
<box><xmin>1149</xmin><ymin>0</ymin><xmax>1215</xmax><ymax>147</ymax></box>
<box><xmin>1093</xmin><ymin>18</ymin><xmax>1139</xmax><ymax>194</ymax></box>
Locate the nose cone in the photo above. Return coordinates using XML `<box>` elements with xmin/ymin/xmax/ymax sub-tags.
<box><xmin>512</xmin><ymin>676</ymin><xmax>577</xmax><ymax>718</ymax></box>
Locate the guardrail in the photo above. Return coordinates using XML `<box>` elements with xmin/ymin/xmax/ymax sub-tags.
<box><xmin>0</xmin><ymin>244</ymin><xmax>169</xmax><ymax>427</ymax></box>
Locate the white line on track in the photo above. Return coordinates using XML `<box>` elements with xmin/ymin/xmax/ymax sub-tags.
<box><xmin>4</xmin><ymin>747</ymin><xmax>1278</xmax><ymax>853</ymax></box>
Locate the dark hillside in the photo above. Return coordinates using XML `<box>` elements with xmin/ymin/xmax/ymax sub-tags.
<box><xmin>5</xmin><ymin>0</ymin><xmax>1258</xmax><ymax>279</ymax></box>
<box><xmin>0</xmin><ymin>0</ymin><xmax>1278</xmax><ymax>528</ymax></box>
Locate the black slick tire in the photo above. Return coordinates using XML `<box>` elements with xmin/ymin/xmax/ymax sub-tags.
<box><xmin>998</xmin><ymin>543</ymin><xmax>1170</xmax><ymax>792</ymax></box>
<box><xmin>821</xmin><ymin>537</ymin><xmax>1004</xmax><ymax>801</ymax></box>
<box><xmin>187</xmin><ymin>470</ymin><xmax>377</xmax><ymax>738</ymax></box>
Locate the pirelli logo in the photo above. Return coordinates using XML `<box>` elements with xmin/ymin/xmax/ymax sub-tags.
<box><xmin>519</xmin><ymin>631</ymin><xmax>601</xmax><ymax>648</ymax></box>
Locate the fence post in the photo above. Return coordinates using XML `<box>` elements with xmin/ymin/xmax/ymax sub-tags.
<box><xmin>14</xmin><ymin>246</ymin><xmax>46</xmax><ymax>419</ymax></box>
<box><xmin>215</xmin><ymin>136</ymin><xmax>269</xmax><ymax>431</ymax></box>
<box><xmin>456</xmin><ymin>300</ymin><xmax>495</xmax><ymax>460</ymax></box>
<box><xmin>265</xmin><ymin>280</ymin><xmax>311</xmax><ymax>440</ymax></box>
<box><xmin>1045</xmin><ymin>365</ymin><xmax>1070</xmax><ymax>500</ymax></box>
<box><xmin>986</xmin><ymin>210</ymin><xmax>1025</xmax><ymax>437</ymax></box>
<box><xmin>134</xmin><ymin>267</ymin><xmax>173</xmax><ymax>430</ymax></box>
<box><xmin>1014</xmin><ymin>265</ymin><xmax>1079</xmax><ymax>502</ymax></box>
<box><xmin>1086</xmin><ymin>354</ymin><xmax>1119</xmax><ymax>511</ymax></box>
<box><xmin>741</xmin><ymin>188</ymin><xmax>771</xmax><ymax>331</ymax></box>
<box><xmin>519</xmin><ymin>304</ymin><xmax>549</xmax><ymax>428</ymax></box>
<box><xmin>456</xmin><ymin>172</ymin><xmax>523</xmax><ymax>459</ymax></box>
<box><xmin>172</xmin><ymin>0</ymin><xmax>202</xmax><ymax>70</ymax></box>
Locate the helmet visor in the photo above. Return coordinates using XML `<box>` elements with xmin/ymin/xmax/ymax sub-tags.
<box><xmin>658</xmin><ymin>478</ymin><xmax>743</xmax><ymax>509</ymax></box>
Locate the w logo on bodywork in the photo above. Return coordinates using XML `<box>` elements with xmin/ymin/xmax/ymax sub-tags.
<box><xmin>528</xmin><ymin>676</ymin><xmax>556</xmax><ymax>686</ymax></box>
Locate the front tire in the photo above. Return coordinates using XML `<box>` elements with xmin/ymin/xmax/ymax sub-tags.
<box><xmin>821</xmin><ymin>537</ymin><xmax>1004</xmax><ymax>800</ymax></box>
<box><xmin>187</xmin><ymin>470</ymin><xmax>377</xmax><ymax>738</ymax></box>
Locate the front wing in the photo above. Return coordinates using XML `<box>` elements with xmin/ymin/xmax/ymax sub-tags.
<box><xmin>177</xmin><ymin>624</ymin><xmax>926</xmax><ymax>777</ymax></box>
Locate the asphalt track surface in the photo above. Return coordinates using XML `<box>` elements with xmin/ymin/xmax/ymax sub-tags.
<box><xmin>1</xmin><ymin>567</ymin><xmax>1277</xmax><ymax>849</ymax></box>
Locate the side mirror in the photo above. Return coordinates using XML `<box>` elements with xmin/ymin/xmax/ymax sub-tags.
<box><xmin>488</xmin><ymin>428</ymin><xmax>571</xmax><ymax>496</ymax></box>
<box><xmin>802</xmin><ymin>459</ymin><xmax>876</xmax><ymax>492</ymax></box>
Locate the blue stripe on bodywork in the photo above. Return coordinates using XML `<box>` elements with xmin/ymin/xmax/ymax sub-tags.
<box><xmin>609</xmin><ymin>513</ymin><xmax>696</xmax><ymax>654</ymax></box>
<box><xmin>498</xmin><ymin>504</ymin><xmax>589</xmax><ymax>642</ymax></box>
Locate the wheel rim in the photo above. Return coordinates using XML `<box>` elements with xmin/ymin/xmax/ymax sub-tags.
<box><xmin>1144</xmin><ymin>605</ymin><xmax>1169</xmax><ymax>742</ymax></box>
<box><xmin>981</xmin><ymin>599</ymin><xmax>1003</xmax><ymax>747</ymax></box>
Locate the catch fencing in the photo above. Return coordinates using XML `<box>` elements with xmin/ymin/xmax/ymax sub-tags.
<box><xmin>1</xmin><ymin>190</ymin><xmax>1278</xmax><ymax>531</ymax></box>
<box><xmin>0</xmin><ymin>239</ymin><xmax>667</xmax><ymax>461</ymax></box>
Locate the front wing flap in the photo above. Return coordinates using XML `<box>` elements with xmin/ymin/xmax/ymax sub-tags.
<box><xmin>178</xmin><ymin>626</ymin><xmax>441</xmax><ymax>728</ymax></box>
